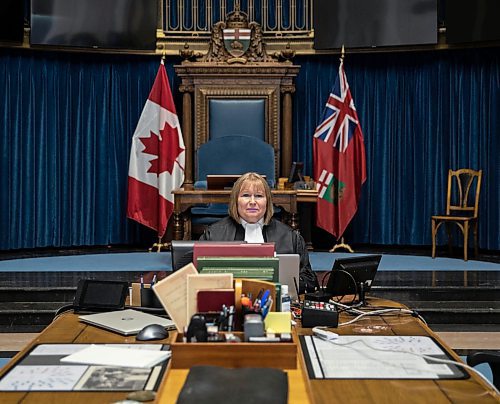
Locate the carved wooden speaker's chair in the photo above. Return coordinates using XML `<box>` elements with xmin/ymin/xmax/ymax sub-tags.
<box><xmin>191</xmin><ymin>134</ymin><xmax>276</xmax><ymax>229</ymax></box>
<box><xmin>174</xmin><ymin>7</ymin><xmax>299</xmax><ymax>238</ymax></box>
<box><xmin>431</xmin><ymin>169</ymin><xmax>482</xmax><ymax>261</ymax></box>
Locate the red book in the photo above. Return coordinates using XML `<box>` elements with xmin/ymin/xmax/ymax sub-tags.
<box><xmin>197</xmin><ymin>290</ymin><xmax>235</xmax><ymax>312</ymax></box>
<box><xmin>192</xmin><ymin>242</ymin><xmax>275</xmax><ymax>267</ymax></box>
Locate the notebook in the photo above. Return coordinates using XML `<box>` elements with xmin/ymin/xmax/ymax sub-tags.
<box><xmin>79</xmin><ymin>309</ymin><xmax>175</xmax><ymax>336</ymax></box>
<box><xmin>277</xmin><ymin>254</ymin><xmax>300</xmax><ymax>300</ymax></box>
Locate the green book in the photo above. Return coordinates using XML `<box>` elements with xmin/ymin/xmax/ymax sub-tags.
<box><xmin>197</xmin><ymin>257</ymin><xmax>279</xmax><ymax>282</ymax></box>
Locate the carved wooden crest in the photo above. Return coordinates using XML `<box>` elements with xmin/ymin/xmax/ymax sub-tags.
<box><xmin>203</xmin><ymin>4</ymin><xmax>275</xmax><ymax>63</ymax></box>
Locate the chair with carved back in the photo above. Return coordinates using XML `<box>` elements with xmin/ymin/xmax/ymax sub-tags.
<box><xmin>189</xmin><ymin>134</ymin><xmax>276</xmax><ymax>236</ymax></box>
<box><xmin>431</xmin><ymin>169</ymin><xmax>482</xmax><ymax>261</ymax></box>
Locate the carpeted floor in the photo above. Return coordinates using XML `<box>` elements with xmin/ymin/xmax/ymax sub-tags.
<box><xmin>0</xmin><ymin>251</ymin><xmax>499</xmax><ymax>272</ymax></box>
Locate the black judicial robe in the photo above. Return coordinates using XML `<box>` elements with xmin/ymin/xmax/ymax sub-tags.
<box><xmin>199</xmin><ymin>217</ymin><xmax>317</xmax><ymax>293</ymax></box>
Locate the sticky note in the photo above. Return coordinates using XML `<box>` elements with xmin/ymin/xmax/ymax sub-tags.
<box><xmin>264</xmin><ymin>312</ymin><xmax>292</xmax><ymax>334</ymax></box>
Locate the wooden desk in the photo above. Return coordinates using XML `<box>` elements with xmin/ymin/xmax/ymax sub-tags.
<box><xmin>172</xmin><ymin>188</ymin><xmax>299</xmax><ymax>240</ymax></box>
<box><xmin>1</xmin><ymin>300</ymin><xmax>498</xmax><ymax>404</ymax></box>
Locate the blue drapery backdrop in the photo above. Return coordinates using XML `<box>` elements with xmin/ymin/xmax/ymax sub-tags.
<box><xmin>0</xmin><ymin>47</ymin><xmax>499</xmax><ymax>251</ymax></box>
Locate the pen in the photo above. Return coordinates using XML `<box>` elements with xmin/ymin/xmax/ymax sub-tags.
<box><xmin>260</xmin><ymin>289</ymin><xmax>270</xmax><ymax>308</ymax></box>
<box><xmin>140</xmin><ymin>274</ymin><xmax>144</xmax><ymax>289</ymax></box>
<box><xmin>151</xmin><ymin>273</ymin><xmax>157</xmax><ymax>287</ymax></box>
<box><xmin>262</xmin><ymin>297</ymin><xmax>273</xmax><ymax>318</ymax></box>
<box><xmin>227</xmin><ymin>305</ymin><xmax>235</xmax><ymax>332</ymax></box>
<box><xmin>253</xmin><ymin>289</ymin><xmax>264</xmax><ymax>310</ymax></box>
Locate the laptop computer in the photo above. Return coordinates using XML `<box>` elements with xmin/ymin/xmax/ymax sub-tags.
<box><xmin>79</xmin><ymin>309</ymin><xmax>175</xmax><ymax>336</ymax></box>
<box><xmin>277</xmin><ymin>254</ymin><xmax>300</xmax><ymax>300</ymax></box>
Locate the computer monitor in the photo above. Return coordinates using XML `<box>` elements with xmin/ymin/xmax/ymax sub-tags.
<box><xmin>288</xmin><ymin>162</ymin><xmax>304</xmax><ymax>183</ymax></box>
<box><xmin>326</xmin><ymin>255</ymin><xmax>382</xmax><ymax>305</ymax></box>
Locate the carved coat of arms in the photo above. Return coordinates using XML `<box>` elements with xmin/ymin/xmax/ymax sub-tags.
<box><xmin>202</xmin><ymin>3</ymin><xmax>275</xmax><ymax>63</ymax></box>
<box><xmin>223</xmin><ymin>28</ymin><xmax>251</xmax><ymax>57</ymax></box>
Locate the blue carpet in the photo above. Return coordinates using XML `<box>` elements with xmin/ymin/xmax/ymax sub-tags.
<box><xmin>0</xmin><ymin>252</ymin><xmax>499</xmax><ymax>272</ymax></box>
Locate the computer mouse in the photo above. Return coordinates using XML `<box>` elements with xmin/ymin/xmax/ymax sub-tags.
<box><xmin>136</xmin><ymin>324</ymin><xmax>169</xmax><ymax>341</ymax></box>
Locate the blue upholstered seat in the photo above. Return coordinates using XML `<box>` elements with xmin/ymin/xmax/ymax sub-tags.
<box><xmin>195</xmin><ymin>135</ymin><xmax>276</xmax><ymax>188</ymax></box>
<box><xmin>191</xmin><ymin>135</ymin><xmax>276</xmax><ymax>227</ymax></box>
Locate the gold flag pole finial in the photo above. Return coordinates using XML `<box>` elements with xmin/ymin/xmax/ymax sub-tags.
<box><xmin>330</xmin><ymin>237</ymin><xmax>354</xmax><ymax>253</ymax></box>
<box><xmin>341</xmin><ymin>45</ymin><xmax>345</xmax><ymax>61</ymax></box>
<box><xmin>162</xmin><ymin>51</ymin><xmax>166</xmax><ymax>62</ymax></box>
<box><xmin>149</xmin><ymin>236</ymin><xmax>170</xmax><ymax>253</ymax></box>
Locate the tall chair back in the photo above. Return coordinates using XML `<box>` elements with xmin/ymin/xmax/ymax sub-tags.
<box><xmin>431</xmin><ymin>168</ymin><xmax>483</xmax><ymax>261</ymax></box>
<box><xmin>190</xmin><ymin>135</ymin><xmax>277</xmax><ymax>236</ymax></box>
<box><xmin>446</xmin><ymin>169</ymin><xmax>482</xmax><ymax>218</ymax></box>
<box><xmin>196</xmin><ymin>135</ymin><xmax>276</xmax><ymax>188</ymax></box>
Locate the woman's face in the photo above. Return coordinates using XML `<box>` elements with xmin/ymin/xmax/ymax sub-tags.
<box><xmin>237</xmin><ymin>181</ymin><xmax>267</xmax><ymax>223</ymax></box>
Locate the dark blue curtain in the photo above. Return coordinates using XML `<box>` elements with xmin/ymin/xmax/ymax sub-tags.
<box><xmin>0</xmin><ymin>47</ymin><xmax>499</xmax><ymax>251</ymax></box>
<box><xmin>0</xmin><ymin>49</ymin><xmax>181</xmax><ymax>249</ymax></box>
<box><xmin>293</xmin><ymin>48</ymin><xmax>500</xmax><ymax>250</ymax></box>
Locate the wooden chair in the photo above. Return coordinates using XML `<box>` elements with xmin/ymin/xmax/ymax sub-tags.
<box><xmin>431</xmin><ymin>169</ymin><xmax>482</xmax><ymax>261</ymax></box>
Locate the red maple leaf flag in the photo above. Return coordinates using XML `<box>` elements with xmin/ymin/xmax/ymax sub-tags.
<box><xmin>313</xmin><ymin>58</ymin><xmax>366</xmax><ymax>239</ymax></box>
<box><xmin>127</xmin><ymin>61</ymin><xmax>185</xmax><ymax>238</ymax></box>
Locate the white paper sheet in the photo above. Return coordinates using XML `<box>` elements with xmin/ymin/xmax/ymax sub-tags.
<box><xmin>60</xmin><ymin>345</ymin><xmax>171</xmax><ymax>368</ymax></box>
<box><xmin>0</xmin><ymin>365</ymin><xmax>88</xmax><ymax>391</ymax></box>
<box><xmin>31</xmin><ymin>344</ymin><xmax>91</xmax><ymax>356</ymax></box>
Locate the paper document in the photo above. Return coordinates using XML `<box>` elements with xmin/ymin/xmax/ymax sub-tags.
<box><xmin>60</xmin><ymin>345</ymin><xmax>171</xmax><ymax>368</ymax></box>
<box><xmin>302</xmin><ymin>335</ymin><xmax>462</xmax><ymax>380</ymax></box>
<box><xmin>186</xmin><ymin>273</ymin><xmax>233</xmax><ymax>324</ymax></box>
<box><xmin>153</xmin><ymin>263</ymin><xmax>198</xmax><ymax>332</ymax></box>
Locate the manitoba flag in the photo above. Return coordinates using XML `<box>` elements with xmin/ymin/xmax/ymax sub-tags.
<box><xmin>313</xmin><ymin>58</ymin><xmax>366</xmax><ymax>239</ymax></box>
<box><xmin>127</xmin><ymin>61</ymin><xmax>185</xmax><ymax>238</ymax></box>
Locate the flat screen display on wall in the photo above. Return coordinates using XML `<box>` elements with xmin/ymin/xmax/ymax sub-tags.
<box><xmin>314</xmin><ymin>0</ymin><xmax>438</xmax><ymax>49</ymax></box>
<box><xmin>445</xmin><ymin>0</ymin><xmax>500</xmax><ymax>44</ymax></box>
<box><xmin>30</xmin><ymin>0</ymin><xmax>158</xmax><ymax>50</ymax></box>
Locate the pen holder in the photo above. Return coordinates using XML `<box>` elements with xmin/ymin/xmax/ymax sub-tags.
<box><xmin>140</xmin><ymin>287</ymin><xmax>163</xmax><ymax>308</ymax></box>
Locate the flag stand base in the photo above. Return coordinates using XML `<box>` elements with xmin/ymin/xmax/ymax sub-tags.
<box><xmin>148</xmin><ymin>237</ymin><xmax>171</xmax><ymax>253</ymax></box>
<box><xmin>329</xmin><ymin>237</ymin><xmax>354</xmax><ymax>253</ymax></box>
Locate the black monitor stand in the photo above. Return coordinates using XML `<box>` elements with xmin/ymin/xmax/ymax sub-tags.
<box><xmin>357</xmin><ymin>281</ymin><xmax>369</xmax><ymax>306</ymax></box>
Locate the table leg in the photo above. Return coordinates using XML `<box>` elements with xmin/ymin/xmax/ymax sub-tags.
<box><xmin>299</xmin><ymin>203</ymin><xmax>314</xmax><ymax>250</ymax></box>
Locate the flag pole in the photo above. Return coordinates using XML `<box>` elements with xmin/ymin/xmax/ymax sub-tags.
<box><xmin>329</xmin><ymin>44</ymin><xmax>353</xmax><ymax>254</ymax></box>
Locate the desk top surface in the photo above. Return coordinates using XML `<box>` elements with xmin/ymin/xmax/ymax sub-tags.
<box><xmin>0</xmin><ymin>298</ymin><xmax>497</xmax><ymax>404</ymax></box>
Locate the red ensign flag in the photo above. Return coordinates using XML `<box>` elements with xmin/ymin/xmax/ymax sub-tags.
<box><xmin>127</xmin><ymin>61</ymin><xmax>185</xmax><ymax>238</ymax></box>
<box><xmin>313</xmin><ymin>58</ymin><xmax>366</xmax><ymax>239</ymax></box>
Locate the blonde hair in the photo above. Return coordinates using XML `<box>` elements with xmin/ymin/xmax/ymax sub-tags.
<box><xmin>229</xmin><ymin>172</ymin><xmax>274</xmax><ymax>225</ymax></box>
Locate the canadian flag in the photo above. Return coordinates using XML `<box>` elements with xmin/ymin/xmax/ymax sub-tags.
<box><xmin>127</xmin><ymin>61</ymin><xmax>185</xmax><ymax>238</ymax></box>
